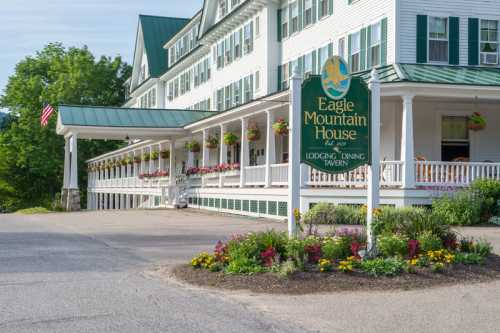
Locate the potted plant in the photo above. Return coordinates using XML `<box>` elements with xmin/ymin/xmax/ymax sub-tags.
<box><xmin>160</xmin><ymin>150</ymin><xmax>170</xmax><ymax>159</ymax></box>
<box><xmin>127</xmin><ymin>157</ymin><xmax>134</xmax><ymax>165</ymax></box>
<box><xmin>142</xmin><ymin>153</ymin><xmax>150</xmax><ymax>162</ymax></box>
<box><xmin>150</xmin><ymin>151</ymin><xmax>159</xmax><ymax>160</ymax></box>
<box><xmin>272</xmin><ymin>118</ymin><xmax>289</xmax><ymax>136</ymax></box>
<box><xmin>133</xmin><ymin>156</ymin><xmax>141</xmax><ymax>164</ymax></box>
<box><xmin>205</xmin><ymin>135</ymin><xmax>219</xmax><ymax>149</ymax></box>
<box><xmin>120</xmin><ymin>158</ymin><xmax>129</xmax><ymax>166</ymax></box>
<box><xmin>247</xmin><ymin>124</ymin><xmax>260</xmax><ymax>141</ymax></box>
<box><xmin>223</xmin><ymin>132</ymin><xmax>239</xmax><ymax>146</ymax></box>
<box><xmin>468</xmin><ymin>112</ymin><xmax>486</xmax><ymax>131</ymax></box>
<box><xmin>186</xmin><ymin>140</ymin><xmax>201</xmax><ymax>153</ymax></box>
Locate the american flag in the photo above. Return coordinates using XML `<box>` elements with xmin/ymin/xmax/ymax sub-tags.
<box><xmin>40</xmin><ymin>104</ymin><xmax>55</xmax><ymax>127</ymax></box>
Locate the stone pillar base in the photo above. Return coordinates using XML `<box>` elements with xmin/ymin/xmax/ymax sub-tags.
<box><xmin>61</xmin><ymin>188</ymin><xmax>81</xmax><ymax>212</ymax></box>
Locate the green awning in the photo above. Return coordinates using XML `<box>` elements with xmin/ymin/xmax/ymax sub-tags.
<box><xmin>355</xmin><ymin>63</ymin><xmax>500</xmax><ymax>86</ymax></box>
<box><xmin>59</xmin><ymin>105</ymin><xmax>216</xmax><ymax>128</ymax></box>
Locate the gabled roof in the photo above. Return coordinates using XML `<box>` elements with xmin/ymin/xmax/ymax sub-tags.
<box><xmin>138</xmin><ymin>15</ymin><xmax>190</xmax><ymax>77</ymax></box>
<box><xmin>58</xmin><ymin>105</ymin><xmax>215</xmax><ymax>128</ymax></box>
<box><xmin>355</xmin><ymin>63</ymin><xmax>500</xmax><ymax>86</ymax></box>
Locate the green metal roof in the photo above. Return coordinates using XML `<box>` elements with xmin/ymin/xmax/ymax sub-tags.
<box><xmin>139</xmin><ymin>15</ymin><xmax>190</xmax><ymax>77</ymax></box>
<box><xmin>355</xmin><ymin>63</ymin><xmax>500</xmax><ymax>86</ymax></box>
<box><xmin>59</xmin><ymin>105</ymin><xmax>216</xmax><ymax>128</ymax></box>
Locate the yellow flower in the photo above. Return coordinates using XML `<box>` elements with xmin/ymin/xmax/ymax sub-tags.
<box><xmin>293</xmin><ymin>208</ymin><xmax>301</xmax><ymax>220</ymax></box>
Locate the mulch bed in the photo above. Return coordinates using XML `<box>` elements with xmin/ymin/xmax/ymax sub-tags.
<box><xmin>171</xmin><ymin>255</ymin><xmax>500</xmax><ymax>295</ymax></box>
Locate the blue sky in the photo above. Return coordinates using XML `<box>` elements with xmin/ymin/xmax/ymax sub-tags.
<box><xmin>0</xmin><ymin>0</ymin><xmax>203</xmax><ymax>107</ymax></box>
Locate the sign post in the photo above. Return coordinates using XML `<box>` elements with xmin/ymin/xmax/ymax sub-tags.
<box><xmin>291</xmin><ymin>56</ymin><xmax>380</xmax><ymax>254</ymax></box>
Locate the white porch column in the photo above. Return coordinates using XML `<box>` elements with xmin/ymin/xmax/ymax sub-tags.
<box><xmin>265</xmin><ymin>110</ymin><xmax>276</xmax><ymax>188</ymax></box>
<box><xmin>141</xmin><ymin>148</ymin><xmax>145</xmax><ymax>175</ymax></box>
<box><xmin>202</xmin><ymin>129</ymin><xmax>209</xmax><ymax>167</ymax></box>
<box><xmin>148</xmin><ymin>147</ymin><xmax>154</xmax><ymax>174</ymax></box>
<box><xmin>169</xmin><ymin>140</ymin><xmax>176</xmax><ymax>186</ymax></box>
<box><xmin>63</xmin><ymin>138</ymin><xmax>70</xmax><ymax>188</ymax></box>
<box><xmin>69</xmin><ymin>134</ymin><xmax>79</xmax><ymax>189</ymax></box>
<box><xmin>219</xmin><ymin>124</ymin><xmax>227</xmax><ymax>188</ymax></box>
<box><xmin>240</xmin><ymin>118</ymin><xmax>248</xmax><ymax>188</ymax></box>
<box><xmin>401</xmin><ymin>95</ymin><xmax>416</xmax><ymax>189</ymax></box>
<box><xmin>288</xmin><ymin>67</ymin><xmax>302</xmax><ymax>237</ymax></box>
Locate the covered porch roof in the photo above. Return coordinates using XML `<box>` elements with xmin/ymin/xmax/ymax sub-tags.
<box><xmin>56</xmin><ymin>105</ymin><xmax>216</xmax><ymax>140</ymax></box>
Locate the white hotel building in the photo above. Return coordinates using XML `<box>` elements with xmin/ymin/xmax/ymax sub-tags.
<box><xmin>57</xmin><ymin>0</ymin><xmax>500</xmax><ymax>218</ymax></box>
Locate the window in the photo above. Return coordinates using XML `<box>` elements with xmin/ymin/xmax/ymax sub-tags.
<box><xmin>441</xmin><ymin>116</ymin><xmax>470</xmax><ymax>161</ymax></box>
<box><xmin>217</xmin><ymin>89</ymin><xmax>224</xmax><ymax>111</ymax></box>
<box><xmin>370</xmin><ymin>22</ymin><xmax>382</xmax><ymax>67</ymax></box>
<box><xmin>255</xmin><ymin>70</ymin><xmax>260</xmax><ymax>91</ymax></box>
<box><xmin>150</xmin><ymin>88</ymin><xmax>156</xmax><ymax>107</ymax></box>
<box><xmin>318</xmin><ymin>45</ymin><xmax>329</xmax><ymax>73</ymax></box>
<box><xmin>243</xmin><ymin>75</ymin><xmax>253</xmax><ymax>102</ymax></box>
<box><xmin>234</xmin><ymin>29</ymin><xmax>242</xmax><ymax>58</ymax></box>
<box><xmin>338</xmin><ymin>37</ymin><xmax>345</xmax><ymax>59</ymax></box>
<box><xmin>350</xmin><ymin>32</ymin><xmax>361</xmax><ymax>72</ymax></box>
<box><xmin>174</xmin><ymin>78</ymin><xmax>179</xmax><ymax>98</ymax></box>
<box><xmin>168</xmin><ymin>82</ymin><xmax>174</xmax><ymax>101</ymax></box>
<box><xmin>244</xmin><ymin>22</ymin><xmax>254</xmax><ymax>54</ymax></box>
<box><xmin>233</xmin><ymin>80</ymin><xmax>242</xmax><ymax>105</ymax></box>
<box><xmin>281</xmin><ymin>62</ymin><xmax>289</xmax><ymax>89</ymax></box>
<box><xmin>318</xmin><ymin>0</ymin><xmax>328</xmax><ymax>19</ymax></box>
<box><xmin>480</xmin><ymin>19</ymin><xmax>499</xmax><ymax>65</ymax></box>
<box><xmin>281</xmin><ymin>6</ymin><xmax>289</xmax><ymax>38</ymax></box>
<box><xmin>140</xmin><ymin>65</ymin><xmax>146</xmax><ymax>83</ymax></box>
<box><xmin>225</xmin><ymin>37</ymin><xmax>232</xmax><ymax>64</ymax></box>
<box><xmin>429</xmin><ymin>16</ymin><xmax>449</xmax><ymax>62</ymax></box>
<box><xmin>194</xmin><ymin>64</ymin><xmax>200</xmax><ymax>87</ymax></box>
<box><xmin>291</xmin><ymin>2</ymin><xmax>299</xmax><ymax>34</ymax></box>
<box><xmin>304</xmin><ymin>0</ymin><xmax>313</xmax><ymax>27</ymax></box>
<box><xmin>217</xmin><ymin>42</ymin><xmax>224</xmax><ymax>69</ymax></box>
<box><xmin>219</xmin><ymin>0</ymin><xmax>228</xmax><ymax>18</ymax></box>
<box><xmin>304</xmin><ymin>53</ymin><xmax>313</xmax><ymax>76</ymax></box>
<box><xmin>225</xmin><ymin>85</ymin><xmax>232</xmax><ymax>110</ymax></box>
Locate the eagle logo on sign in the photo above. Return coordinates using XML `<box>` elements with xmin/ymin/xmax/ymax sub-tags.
<box><xmin>321</xmin><ymin>56</ymin><xmax>351</xmax><ymax>100</ymax></box>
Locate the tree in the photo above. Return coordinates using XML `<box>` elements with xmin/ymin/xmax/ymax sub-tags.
<box><xmin>0</xmin><ymin>43</ymin><xmax>131</xmax><ymax>211</ymax></box>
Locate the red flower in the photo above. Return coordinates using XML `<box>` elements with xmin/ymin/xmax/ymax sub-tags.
<box><xmin>260</xmin><ymin>246</ymin><xmax>277</xmax><ymax>267</ymax></box>
<box><xmin>350</xmin><ymin>241</ymin><xmax>363</xmax><ymax>259</ymax></box>
<box><xmin>304</xmin><ymin>244</ymin><xmax>322</xmax><ymax>263</ymax></box>
<box><xmin>408</xmin><ymin>240</ymin><xmax>420</xmax><ymax>258</ymax></box>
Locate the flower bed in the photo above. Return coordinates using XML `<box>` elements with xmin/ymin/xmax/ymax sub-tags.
<box><xmin>138</xmin><ymin>170</ymin><xmax>169</xmax><ymax>179</ymax></box>
<box><xmin>186</xmin><ymin>163</ymin><xmax>240</xmax><ymax>177</ymax></box>
<box><xmin>172</xmin><ymin>212</ymin><xmax>499</xmax><ymax>293</ymax></box>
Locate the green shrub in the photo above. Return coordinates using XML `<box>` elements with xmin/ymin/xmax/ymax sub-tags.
<box><xmin>377</xmin><ymin>234</ymin><xmax>409</xmax><ymax>257</ymax></box>
<box><xmin>472</xmin><ymin>239</ymin><xmax>493</xmax><ymax>257</ymax></box>
<box><xmin>432</xmin><ymin>192</ymin><xmax>482</xmax><ymax>226</ymax></box>
<box><xmin>373</xmin><ymin>206</ymin><xmax>449</xmax><ymax>241</ymax></box>
<box><xmin>454</xmin><ymin>252</ymin><xmax>485</xmax><ymax>265</ymax></box>
<box><xmin>417</xmin><ymin>231</ymin><xmax>443</xmax><ymax>252</ymax></box>
<box><xmin>302</xmin><ymin>203</ymin><xmax>365</xmax><ymax>225</ymax></box>
<box><xmin>15</xmin><ymin>207</ymin><xmax>52</xmax><ymax>215</ymax></box>
<box><xmin>285</xmin><ymin>238</ymin><xmax>306</xmax><ymax>268</ymax></box>
<box><xmin>470</xmin><ymin>179</ymin><xmax>500</xmax><ymax>222</ymax></box>
<box><xmin>360</xmin><ymin>257</ymin><xmax>406</xmax><ymax>277</ymax></box>
<box><xmin>321</xmin><ymin>237</ymin><xmax>351</xmax><ymax>260</ymax></box>
<box><xmin>278</xmin><ymin>260</ymin><xmax>299</xmax><ymax>277</ymax></box>
<box><xmin>226</xmin><ymin>257</ymin><xmax>264</xmax><ymax>274</ymax></box>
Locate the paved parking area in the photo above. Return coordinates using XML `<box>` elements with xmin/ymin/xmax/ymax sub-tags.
<box><xmin>0</xmin><ymin>209</ymin><xmax>499</xmax><ymax>332</ymax></box>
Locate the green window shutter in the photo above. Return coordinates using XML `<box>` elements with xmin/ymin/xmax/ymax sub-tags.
<box><xmin>312</xmin><ymin>0</ymin><xmax>317</xmax><ymax>24</ymax></box>
<box><xmin>366</xmin><ymin>25</ymin><xmax>372</xmax><ymax>68</ymax></box>
<box><xmin>348</xmin><ymin>34</ymin><xmax>352</xmax><ymax>70</ymax></box>
<box><xmin>416</xmin><ymin>15</ymin><xmax>428</xmax><ymax>63</ymax></box>
<box><xmin>298</xmin><ymin>0</ymin><xmax>304</xmax><ymax>31</ymax></box>
<box><xmin>328</xmin><ymin>0</ymin><xmax>333</xmax><ymax>15</ymax></box>
<box><xmin>277</xmin><ymin>65</ymin><xmax>282</xmax><ymax>91</ymax></box>
<box><xmin>312</xmin><ymin>50</ymin><xmax>317</xmax><ymax>74</ymax></box>
<box><xmin>449</xmin><ymin>17</ymin><xmax>460</xmax><ymax>65</ymax></box>
<box><xmin>360</xmin><ymin>28</ymin><xmax>367</xmax><ymax>71</ymax></box>
<box><xmin>277</xmin><ymin>9</ymin><xmax>282</xmax><ymax>42</ymax></box>
<box><xmin>328</xmin><ymin>42</ymin><xmax>333</xmax><ymax>57</ymax></box>
<box><xmin>381</xmin><ymin>17</ymin><xmax>388</xmax><ymax>66</ymax></box>
<box><xmin>468</xmin><ymin>18</ymin><xmax>479</xmax><ymax>66</ymax></box>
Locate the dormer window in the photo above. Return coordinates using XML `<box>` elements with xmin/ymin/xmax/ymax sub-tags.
<box><xmin>219</xmin><ymin>0</ymin><xmax>228</xmax><ymax>18</ymax></box>
<box><xmin>139</xmin><ymin>65</ymin><xmax>146</xmax><ymax>83</ymax></box>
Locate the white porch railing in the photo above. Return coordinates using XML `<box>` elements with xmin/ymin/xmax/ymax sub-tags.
<box><xmin>271</xmin><ymin>163</ymin><xmax>288</xmax><ymax>186</ymax></box>
<box><xmin>245</xmin><ymin>165</ymin><xmax>266</xmax><ymax>186</ymax></box>
<box><xmin>307</xmin><ymin>161</ymin><xmax>404</xmax><ymax>187</ymax></box>
<box><xmin>415</xmin><ymin>161</ymin><xmax>500</xmax><ymax>187</ymax></box>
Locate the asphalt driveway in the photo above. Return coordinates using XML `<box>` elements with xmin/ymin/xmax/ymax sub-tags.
<box><xmin>0</xmin><ymin>209</ymin><xmax>499</xmax><ymax>332</ymax></box>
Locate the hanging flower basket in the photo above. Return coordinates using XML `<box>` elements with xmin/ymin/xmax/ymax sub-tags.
<box><xmin>127</xmin><ymin>157</ymin><xmax>134</xmax><ymax>165</ymax></box>
<box><xmin>272</xmin><ymin>118</ymin><xmax>289</xmax><ymax>136</ymax></box>
<box><xmin>247</xmin><ymin>124</ymin><xmax>260</xmax><ymax>141</ymax></box>
<box><xmin>205</xmin><ymin>135</ymin><xmax>219</xmax><ymax>149</ymax></box>
<box><xmin>133</xmin><ymin>156</ymin><xmax>141</xmax><ymax>164</ymax></box>
<box><xmin>223</xmin><ymin>132</ymin><xmax>239</xmax><ymax>146</ymax></box>
<box><xmin>142</xmin><ymin>153</ymin><xmax>150</xmax><ymax>162</ymax></box>
<box><xmin>120</xmin><ymin>158</ymin><xmax>129</xmax><ymax>166</ymax></box>
<box><xmin>160</xmin><ymin>150</ymin><xmax>170</xmax><ymax>159</ymax></box>
<box><xmin>150</xmin><ymin>151</ymin><xmax>159</xmax><ymax>161</ymax></box>
<box><xmin>186</xmin><ymin>140</ymin><xmax>201</xmax><ymax>153</ymax></box>
<box><xmin>468</xmin><ymin>112</ymin><xmax>486</xmax><ymax>131</ymax></box>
